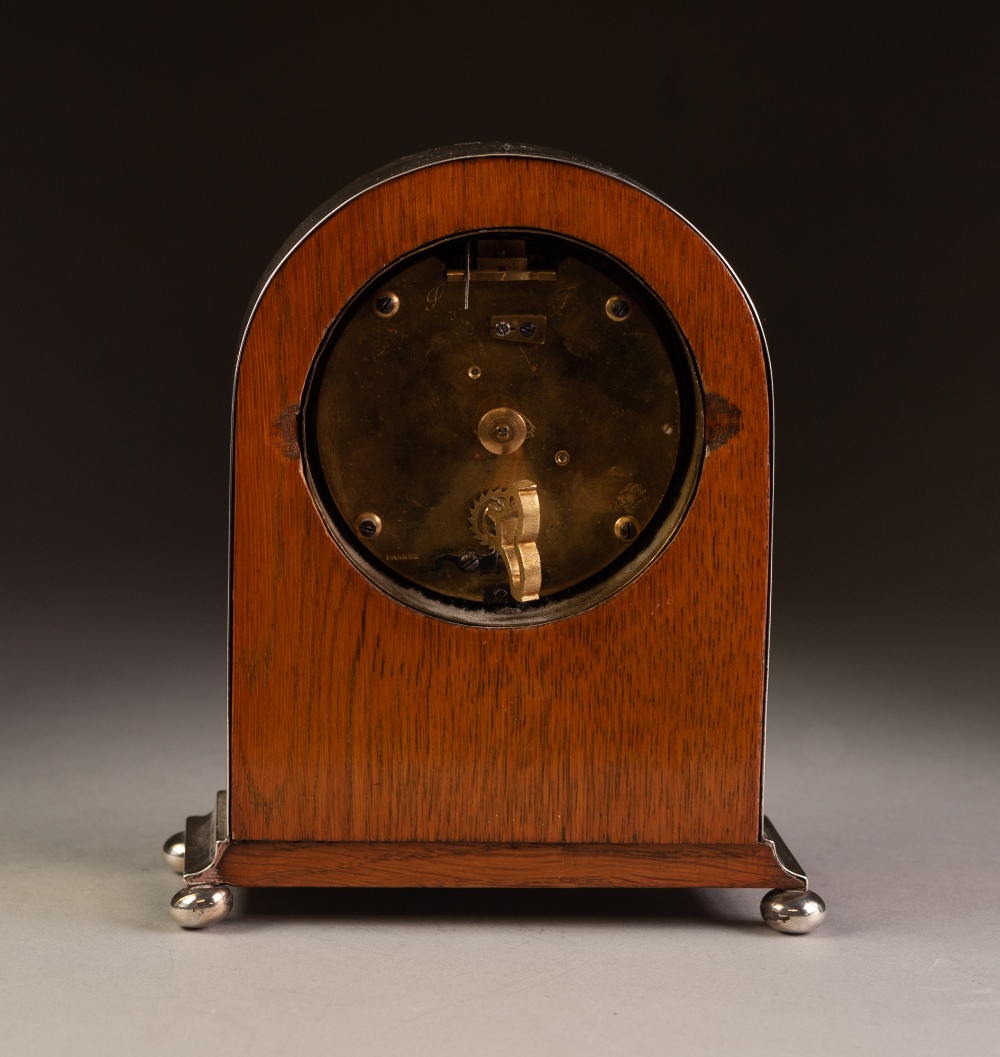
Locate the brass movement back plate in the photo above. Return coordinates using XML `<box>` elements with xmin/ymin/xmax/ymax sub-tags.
<box><xmin>303</xmin><ymin>231</ymin><xmax>703</xmax><ymax>625</ymax></box>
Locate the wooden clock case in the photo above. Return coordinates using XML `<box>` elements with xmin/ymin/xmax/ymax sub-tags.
<box><xmin>165</xmin><ymin>144</ymin><xmax>824</xmax><ymax>932</ymax></box>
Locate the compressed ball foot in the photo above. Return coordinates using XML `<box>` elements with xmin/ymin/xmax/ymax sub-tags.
<box><xmin>162</xmin><ymin>832</ymin><xmax>186</xmax><ymax>873</ymax></box>
<box><xmin>760</xmin><ymin>888</ymin><xmax>826</xmax><ymax>934</ymax></box>
<box><xmin>170</xmin><ymin>886</ymin><xmax>233</xmax><ymax>929</ymax></box>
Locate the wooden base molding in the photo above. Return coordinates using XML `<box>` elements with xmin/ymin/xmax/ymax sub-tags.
<box><xmin>215</xmin><ymin>839</ymin><xmax>800</xmax><ymax>889</ymax></box>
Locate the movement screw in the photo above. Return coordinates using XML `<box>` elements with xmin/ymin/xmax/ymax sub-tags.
<box><xmin>614</xmin><ymin>516</ymin><xmax>640</xmax><ymax>541</ymax></box>
<box><xmin>374</xmin><ymin>293</ymin><xmax>400</xmax><ymax>318</ymax></box>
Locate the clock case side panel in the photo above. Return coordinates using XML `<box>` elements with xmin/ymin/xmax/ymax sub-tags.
<box><xmin>225</xmin><ymin>147</ymin><xmax>775</xmax><ymax>852</ymax></box>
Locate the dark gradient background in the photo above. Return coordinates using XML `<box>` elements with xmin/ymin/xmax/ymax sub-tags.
<box><xmin>2</xmin><ymin>4</ymin><xmax>997</xmax><ymax>1055</ymax></box>
<box><xmin>5</xmin><ymin>1</ymin><xmax>997</xmax><ymax>644</ymax></box>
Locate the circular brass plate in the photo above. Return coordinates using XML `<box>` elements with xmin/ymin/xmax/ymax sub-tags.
<box><xmin>303</xmin><ymin>230</ymin><xmax>703</xmax><ymax>625</ymax></box>
<box><xmin>477</xmin><ymin>407</ymin><xmax>528</xmax><ymax>455</ymax></box>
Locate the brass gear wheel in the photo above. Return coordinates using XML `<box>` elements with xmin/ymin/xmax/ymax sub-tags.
<box><xmin>468</xmin><ymin>487</ymin><xmax>510</xmax><ymax>546</ymax></box>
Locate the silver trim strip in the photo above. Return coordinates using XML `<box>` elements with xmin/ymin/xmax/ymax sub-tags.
<box><xmin>183</xmin><ymin>789</ymin><xmax>230</xmax><ymax>887</ymax></box>
<box><xmin>762</xmin><ymin>815</ymin><xmax>809</xmax><ymax>889</ymax></box>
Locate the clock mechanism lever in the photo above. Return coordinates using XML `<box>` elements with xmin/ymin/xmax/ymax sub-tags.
<box><xmin>470</xmin><ymin>481</ymin><xmax>542</xmax><ymax>603</ymax></box>
<box><xmin>430</xmin><ymin>549</ymin><xmax>501</xmax><ymax>575</ymax></box>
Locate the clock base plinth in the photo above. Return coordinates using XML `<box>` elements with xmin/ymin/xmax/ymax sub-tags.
<box><xmin>170</xmin><ymin>794</ymin><xmax>818</xmax><ymax>930</ymax></box>
<box><xmin>211</xmin><ymin>837</ymin><xmax>803</xmax><ymax>890</ymax></box>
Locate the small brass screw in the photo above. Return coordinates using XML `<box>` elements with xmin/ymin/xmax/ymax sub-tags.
<box><xmin>356</xmin><ymin>512</ymin><xmax>382</xmax><ymax>538</ymax></box>
<box><xmin>614</xmin><ymin>516</ymin><xmax>640</xmax><ymax>541</ymax></box>
<box><xmin>374</xmin><ymin>293</ymin><xmax>399</xmax><ymax>318</ymax></box>
<box><xmin>495</xmin><ymin>321</ymin><xmax>511</xmax><ymax>337</ymax></box>
<box><xmin>606</xmin><ymin>296</ymin><xmax>631</xmax><ymax>321</ymax></box>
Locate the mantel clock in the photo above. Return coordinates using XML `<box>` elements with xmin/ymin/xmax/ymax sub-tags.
<box><xmin>162</xmin><ymin>144</ymin><xmax>826</xmax><ymax>934</ymax></box>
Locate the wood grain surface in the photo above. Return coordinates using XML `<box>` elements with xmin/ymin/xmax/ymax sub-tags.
<box><xmin>218</xmin><ymin>841</ymin><xmax>795</xmax><ymax>889</ymax></box>
<box><xmin>229</xmin><ymin>155</ymin><xmax>771</xmax><ymax>850</ymax></box>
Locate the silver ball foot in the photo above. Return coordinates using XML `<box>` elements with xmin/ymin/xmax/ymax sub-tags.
<box><xmin>170</xmin><ymin>886</ymin><xmax>233</xmax><ymax>929</ymax></box>
<box><xmin>162</xmin><ymin>832</ymin><xmax>186</xmax><ymax>873</ymax></box>
<box><xmin>760</xmin><ymin>888</ymin><xmax>826</xmax><ymax>934</ymax></box>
